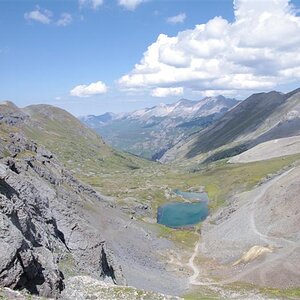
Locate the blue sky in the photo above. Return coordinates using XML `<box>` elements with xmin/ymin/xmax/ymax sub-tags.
<box><xmin>1</xmin><ymin>0</ymin><xmax>300</xmax><ymax>116</ymax></box>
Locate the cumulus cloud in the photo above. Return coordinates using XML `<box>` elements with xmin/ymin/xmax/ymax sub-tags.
<box><xmin>79</xmin><ymin>0</ymin><xmax>103</xmax><ymax>10</ymax></box>
<box><xmin>24</xmin><ymin>7</ymin><xmax>52</xmax><ymax>24</ymax></box>
<box><xmin>119</xmin><ymin>0</ymin><xmax>300</xmax><ymax>96</ymax></box>
<box><xmin>25</xmin><ymin>7</ymin><xmax>72</xmax><ymax>27</ymax></box>
<box><xmin>151</xmin><ymin>87</ymin><xmax>183</xmax><ymax>97</ymax></box>
<box><xmin>70</xmin><ymin>81</ymin><xmax>108</xmax><ymax>97</ymax></box>
<box><xmin>166</xmin><ymin>13</ymin><xmax>186</xmax><ymax>24</ymax></box>
<box><xmin>118</xmin><ymin>0</ymin><xmax>145</xmax><ymax>11</ymax></box>
<box><xmin>56</xmin><ymin>13</ymin><xmax>72</xmax><ymax>26</ymax></box>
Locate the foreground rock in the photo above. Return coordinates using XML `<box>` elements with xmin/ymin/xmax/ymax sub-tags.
<box><xmin>61</xmin><ymin>276</ymin><xmax>182</xmax><ymax>300</ymax></box>
<box><xmin>0</xmin><ymin>104</ymin><xmax>125</xmax><ymax>297</ymax></box>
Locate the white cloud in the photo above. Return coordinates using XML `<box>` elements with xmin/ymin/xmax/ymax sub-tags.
<box><xmin>119</xmin><ymin>0</ymin><xmax>300</xmax><ymax>96</ymax></box>
<box><xmin>70</xmin><ymin>81</ymin><xmax>108</xmax><ymax>97</ymax></box>
<box><xmin>166</xmin><ymin>13</ymin><xmax>186</xmax><ymax>24</ymax></box>
<box><xmin>24</xmin><ymin>7</ymin><xmax>72</xmax><ymax>27</ymax></box>
<box><xmin>24</xmin><ymin>7</ymin><xmax>52</xmax><ymax>24</ymax></box>
<box><xmin>151</xmin><ymin>87</ymin><xmax>183</xmax><ymax>97</ymax></box>
<box><xmin>79</xmin><ymin>0</ymin><xmax>103</xmax><ymax>9</ymax></box>
<box><xmin>197</xmin><ymin>89</ymin><xmax>238</xmax><ymax>98</ymax></box>
<box><xmin>118</xmin><ymin>0</ymin><xmax>145</xmax><ymax>11</ymax></box>
<box><xmin>56</xmin><ymin>13</ymin><xmax>72</xmax><ymax>26</ymax></box>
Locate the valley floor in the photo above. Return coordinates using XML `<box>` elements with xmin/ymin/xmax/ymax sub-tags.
<box><xmin>78</xmin><ymin>152</ymin><xmax>300</xmax><ymax>299</ymax></box>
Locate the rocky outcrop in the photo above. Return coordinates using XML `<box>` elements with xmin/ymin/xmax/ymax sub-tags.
<box><xmin>61</xmin><ymin>276</ymin><xmax>182</xmax><ymax>300</ymax></box>
<box><xmin>0</xmin><ymin>127</ymin><xmax>125</xmax><ymax>297</ymax></box>
<box><xmin>0</xmin><ymin>101</ymin><xmax>29</xmax><ymax>126</ymax></box>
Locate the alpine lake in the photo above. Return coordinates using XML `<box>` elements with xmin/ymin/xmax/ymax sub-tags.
<box><xmin>157</xmin><ymin>189</ymin><xmax>209</xmax><ymax>228</ymax></box>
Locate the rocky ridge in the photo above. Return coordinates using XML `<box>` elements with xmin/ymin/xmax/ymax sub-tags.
<box><xmin>0</xmin><ymin>103</ymin><xmax>125</xmax><ymax>297</ymax></box>
<box><xmin>161</xmin><ymin>88</ymin><xmax>300</xmax><ymax>162</ymax></box>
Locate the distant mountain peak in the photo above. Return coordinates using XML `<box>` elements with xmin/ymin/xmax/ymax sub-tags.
<box><xmin>79</xmin><ymin>95</ymin><xmax>239</xmax><ymax>160</ymax></box>
<box><xmin>80</xmin><ymin>95</ymin><xmax>238</xmax><ymax>125</ymax></box>
<box><xmin>176</xmin><ymin>98</ymin><xmax>195</xmax><ymax>105</ymax></box>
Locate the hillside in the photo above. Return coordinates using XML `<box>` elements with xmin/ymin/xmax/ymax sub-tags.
<box><xmin>80</xmin><ymin>96</ymin><xmax>238</xmax><ymax>160</ymax></box>
<box><xmin>23</xmin><ymin>104</ymin><xmax>150</xmax><ymax>177</ymax></box>
<box><xmin>0</xmin><ymin>101</ymin><xmax>187</xmax><ymax>298</ymax></box>
<box><xmin>161</xmin><ymin>88</ymin><xmax>300</xmax><ymax>162</ymax></box>
<box><xmin>200</xmin><ymin>163</ymin><xmax>300</xmax><ymax>289</ymax></box>
<box><xmin>229</xmin><ymin>135</ymin><xmax>300</xmax><ymax>163</ymax></box>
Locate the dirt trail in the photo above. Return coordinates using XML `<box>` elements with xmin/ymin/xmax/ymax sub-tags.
<box><xmin>249</xmin><ymin>168</ymin><xmax>296</xmax><ymax>247</ymax></box>
<box><xmin>187</xmin><ymin>240</ymin><xmax>200</xmax><ymax>285</ymax></box>
<box><xmin>187</xmin><ymin>167</ymin><xmax>300</xmax><ymax>287</ymax></box>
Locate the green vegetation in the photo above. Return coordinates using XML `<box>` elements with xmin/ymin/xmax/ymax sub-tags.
<box><xmin>184</xmin><ymin>293</ymin><xmax>219</xmax><ymax>300</ymax></box>
<box><xmin>23</xmin><ymin>105</ymin><xmax>150</xmax><ymax>176</ymax></box>
<box><xmin>184</xmin><ymin>283</ymin><xmax>300</xmax><ymax>300</ymax></box>
<box><xmin>262</xmin><ymin>287</ymin><xmax>300</xmax><ymax>299</ymax></box>
<box><xmin>57</xmin><ymin>253</ymin><xmax>78</xmax><ymax>278</ymax></box>
<box><xmin>157</xmin><ymin>224</ymin><xmax>199</xmax><ymax>249</ymax></box>
<box><xmin>84</xmin><ymin>284</ymin><xmax>174</xmax><ymax>300</ymax></box>
<box><xmin>184</xmin><ymin>154</ymin><xmax>300</xmax><ymax>210</ymax></box>
<box><xmin>52</xmin><ymin>134</ymin><xmax>300</xmax><ymax>221</ymax></box>
<box><xmin>0</xmin><ymin>290</ymin><xmax>4</xmax><ymax>300</ymax></box>
<box><xmin>223</xmin><ymin>282</ymin><xmax>300</xmax><ymax>299</ymax></box>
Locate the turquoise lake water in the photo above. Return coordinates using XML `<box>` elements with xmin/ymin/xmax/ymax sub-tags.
<box><xmin>157</xmin><ymin>190</ymin><xmax>209</xmax><ymax>228</ymax></box>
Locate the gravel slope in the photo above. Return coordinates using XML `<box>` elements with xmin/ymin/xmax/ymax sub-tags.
<box><xmin>229</xmin><ymin>135</ymin><xmax>300</xmax><ymax>163</ymax></box>
<box><xmin>199</xmin><ymin>165</ymin><xmax>300</xmax><ymax>288</ymax></box>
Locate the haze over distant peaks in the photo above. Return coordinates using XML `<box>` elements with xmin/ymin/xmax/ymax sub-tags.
<box><xmin>80</xmin><ymin>96</ymin><xmax>239</xmax><ymax>159</ymax></box>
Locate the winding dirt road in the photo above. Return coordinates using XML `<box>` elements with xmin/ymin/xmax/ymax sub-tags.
<box><xmin>187</xmin><ymin>167</ymin><xmax>300</xmax><ymax>288</ymax></box>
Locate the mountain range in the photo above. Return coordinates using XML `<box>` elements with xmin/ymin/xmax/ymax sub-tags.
<box><xmin>161</xmin><ymin>88</ymin><xmax>300</xmax><ymax>162</ymax></box>
<box><xmin>80</xmin><ymin>96</ymin><xmax>239</xmax><ymax>160</ymax></box>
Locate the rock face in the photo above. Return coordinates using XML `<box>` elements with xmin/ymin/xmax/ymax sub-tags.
<box><xmin>0</xmin><ymin>103</ymin><xmax>125</xmax><ymax>297</ymax></box>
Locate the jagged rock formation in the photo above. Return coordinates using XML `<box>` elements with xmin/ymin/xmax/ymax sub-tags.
<box><xmin>0</xmin><ymin>103</ymin><xmax>125</xmax><ymax>297</ymax></box>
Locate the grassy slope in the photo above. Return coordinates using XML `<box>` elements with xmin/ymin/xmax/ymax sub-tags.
<box><xmin>23</xmin><ymin>105</ymin><xmax>151</xmax><ymax>177</ymax></box>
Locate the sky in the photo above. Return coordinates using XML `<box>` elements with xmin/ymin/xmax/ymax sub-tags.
<box><xmin>1</xmin><ymin>0</ymin><xmax>300</xmax><ymax>116</ymax></box>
